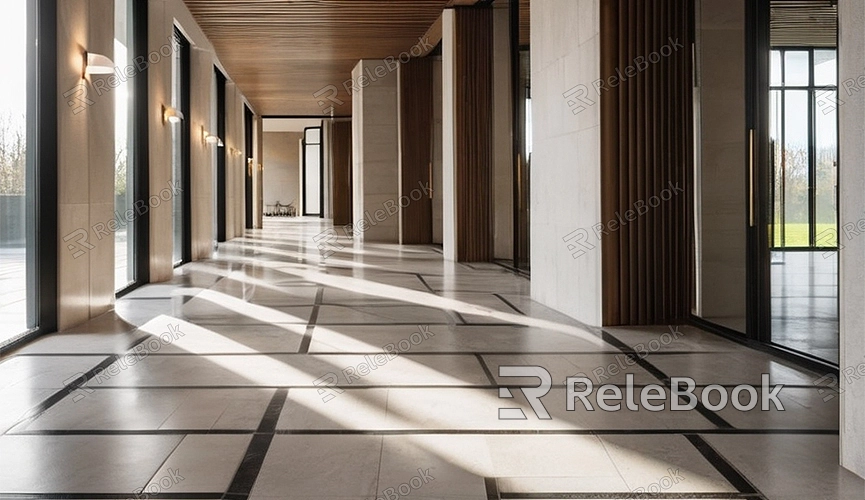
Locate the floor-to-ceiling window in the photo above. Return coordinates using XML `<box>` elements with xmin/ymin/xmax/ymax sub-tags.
<box><xmin>302</xmin><ymin>127</ymin><xmax>322</xmax><ymax>216</ymax></box>
<box><xmin>0</xmin><ymin>1</ymin><xmax>30</xmax><ymax>340</ymax></box>
<box><xmin>0</xmin><ymin>0</ymin><xmax>56</xmax><ymax>348</ymax></box>
<box><xmin>114</xmin><ymin>0</ymin><xmax>135</xmax><ymax>291</ymax></box>
<box><xmin>770</xmin><ymin>48</ymin><xmax>838</xmax><ymax>249</ymax></box>
<box><xmin>171</xmin><ymin>27</ymin><xmax>191</xmax><ymax>266</ymax></box>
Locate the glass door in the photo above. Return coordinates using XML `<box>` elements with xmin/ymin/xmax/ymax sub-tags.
<box><xmin>759</xmin><ymin>0</ymin><xmax>839</xmax><ymax>364</ymax></box>
<box><xmin>768</xmin><ymin>46</ymin><xmax>839</xmax><ymax>363</ymax></box>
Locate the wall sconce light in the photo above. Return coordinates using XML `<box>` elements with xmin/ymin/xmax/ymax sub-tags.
<box><xmin>201</xmin><ymin>126</ymin><xmax>224</xmax><ymax>146</ymax></box>
<box><xmin>162</xmin><ymin>105</ymin><xmax>184</xmax><ymax>124</ymax></box>
<box><xmin>84</xmin><ymin>52</ymin><xmax>114</xmax><ymax>76</ymax></box>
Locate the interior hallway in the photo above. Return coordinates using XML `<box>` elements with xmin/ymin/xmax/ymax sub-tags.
<box><xmin>0</xmin><ymin>218</ymin><xmax>861</xmax><ymax>499</ymax></box>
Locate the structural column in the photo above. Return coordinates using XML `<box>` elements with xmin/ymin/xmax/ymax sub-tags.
<box><xmin>530</xmin><ymin>0</ymin><xmax>603</xmax><ymax>325</ymax></box>
<box><xmin>839</xmin><ymin>0</ymin><xmax>865</xmax><ymax>480</ymax></box>
<box><xmin>442</xmin><ymin>6</ymin><xmax>494</xmax><ymax>262</ymax></box>
<box><xmin>351</xmin><ymin>59</ymin><xmax>400</xmax><ymax>243</ymax></box>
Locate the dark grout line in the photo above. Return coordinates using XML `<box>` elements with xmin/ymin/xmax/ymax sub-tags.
<box><xmin>499</xmin><ymin>493</ymin><xmax>762</xmax><ymax>499</ymax></box>
<box><xmin>476</xmin><ymin>354</ymin><xmax>498</xmax><ymax>386</ymax></box>
<box><xmin>222</xmin><ymin>389</ymin><xmax>288</xmax><ymax>500</ymax></box>
<box><xmin>485</xmin><ymin>477</ymin><xmax>501</xmax><ymax>500</ymax></box>
<box><xmin>297</xmin><ymin>287</ymin><xmax>324</xmax><ymax>353</ymax></box>
<box><xmin>0</xmin><ymin>494</ymin><xmax>224</xmax><ymax>499</ymax></box>
<box><xmin>7</xmin><ymin>428</ymin><xmax>839</xmax><ymax>437</ymax></box>
<box><xmin>493</xmin><ymin>293</ymin><xmax>525</xmax><ymax>315</ymax></box>
<box><xmin>66</xmin><ymin>383</ymin><xmax>835</xmax><ymax>391</ymax></box>
<box><xmin>274</xmin><ymin>428</ymin><xmax>836</xmax><ymax>436</ymax></box>
<box><xmin>3</xmin><ymin>349</ymin><xmax>792</xmax><ymax>358</ymax></box>
<box><xmin>492</xmin><ymin>260</ymin><xmax>531</xmax><ymax>280</ymax></box>
<box><xmin>601</xmin><ymin>330</ymin><xmax>735</xmax><ymax>430</ymax></box>
<box><xmin>415</xmin><ymin>273</ymin><xmax>436</xmax><ymax>293</ymax></box>
<box><xmin>4</xmin><ymin>337</ymin><xmax>150</xmax><ymax>435</ymax></box>
<box><xmin>684</xmin><ymin>434</ymin><xmax>764</xmax><ymax>497</ymax></box>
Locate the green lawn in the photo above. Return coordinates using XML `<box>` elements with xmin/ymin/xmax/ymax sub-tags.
<box><xmin>773</xmin><ymin>223</ymin><xmax>837</xmax><ymax>248</ymax></box>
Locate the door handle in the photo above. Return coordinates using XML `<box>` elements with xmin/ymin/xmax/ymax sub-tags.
<box><xmin>749</xmin><ymin>129</ymin><xmax>755</xmax><ymax>228</ymax></box>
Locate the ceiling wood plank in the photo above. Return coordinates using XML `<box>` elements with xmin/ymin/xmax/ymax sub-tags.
<box><xmin>183</xmin><ymin>0</ymin><xmax>469</xmax><ymax>115</ymax></box>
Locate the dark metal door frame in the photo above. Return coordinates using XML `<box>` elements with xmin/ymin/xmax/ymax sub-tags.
<box><xmin>215</xmin><ymin>67</ymin><xmax>227</xmax><ymax>242</ymax></box>
<box><xmin>244</xmin><ymin>104</ymin><xmax>254</xmax><ymax>229</ymax></box>
<box><xmin>301</xmin><ymin>126</ymin><xmax>324</xmax><ymax>217</ymax></box>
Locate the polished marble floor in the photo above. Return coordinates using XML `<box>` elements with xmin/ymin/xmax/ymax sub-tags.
<box><xmin>0</xmin><ymin>217</ymin><xmax>862</xmax><ymax>499</ymax></box>
<box><xmin>771</xmin><ymin>250</ymin><xmax>839</xmax><ymax>363</ymax></box>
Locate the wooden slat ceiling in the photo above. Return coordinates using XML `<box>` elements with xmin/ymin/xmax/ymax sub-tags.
<box><xmin>183</xmin><ymin>0</ymin><xmax>459</xmax><ymax>116</ymax></box>
<box><xmin>770</xmin><ymin>0</ymin><xmax>837</xmax><ymax>47</ymax></box>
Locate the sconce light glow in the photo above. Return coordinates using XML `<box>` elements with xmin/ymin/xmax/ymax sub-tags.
<box><xmin>85</xmin><ymin>52</ymin><xmax>115</xmax><ymax>75</ymax></box>
<box><xmin>162</xmin><ymin>105</ymin><xmax>184</xmax><ymax>124</ymax></box>
<box><xmin>202</xmin><ymin>126</ymin><xmax>222</xmax><ymax>145</ymax></box>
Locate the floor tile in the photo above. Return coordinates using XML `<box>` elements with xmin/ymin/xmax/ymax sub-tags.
<box><xmin>249</xmin><ymin>435</ymin><xmax>382</xmax><ymax>499</ymax></box>
<box><xmin>0</xmin><ymin>217</ymin><xmax>854</xmax><ymax>499</ymax></box>
<box><xmin>703</xmin><ymin>434</ymin><xmax>865</xmax><ymax>499</ymax></box>
<box><xmin>144</xmin><ymin>434</ymin><xmax>252</xmax><ymax>492</ymax></box>
<box><xmin>0</xmin><ymin>435</ymin><xmax>182</xmax><ymax>493</ymax></box>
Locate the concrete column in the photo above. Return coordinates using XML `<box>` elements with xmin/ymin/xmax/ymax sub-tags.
<box><xmin>839</xmin><ymin>0</ymin><xmax>865</xmax><ymax>479</ymax></box>
<box><xmin>529</xmin><ymin>0</ymin><xmax>603</xmax><ymax>325</ymax></box>
<box><xmin>441</xmin><ymin>10</ymin><xmax>458</xmax><ymax>260</ymax></box>
<box><xmin>351</xmin><ymin>60</ymin><xmax>400</xmax><ymax>242</ymax></box>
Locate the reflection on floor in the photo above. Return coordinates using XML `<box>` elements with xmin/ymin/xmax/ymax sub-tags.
<box><xmin>0</xmin><ymin>217</ymin><xmax>861</xmax><ymax>499</ymax></box>
<box><xmin>0</xmin><ymin>247</ymin><xmax>27</xmax><ymax>344</ymax></box>
<box><xmin>771</xmin><ymin>250</ymin><xmax>839</xmax><ymax>363</ymax></box>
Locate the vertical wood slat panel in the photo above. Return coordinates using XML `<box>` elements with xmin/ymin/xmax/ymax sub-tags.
<box><xmin>600</xmin><ymin>0</ymin><xmax>694</xmax><ymax>325</ymax></box>
<box><xmin>600</xmin><ymin>0</ymin><xmax>621</xmax><ymax>324</ymax></box>
<box><xmin>331</xmin><ymin>120</ymin><xmax>353</xmax><ymax>226</ymax></box>
<box><xmin>399</xmin><ymin>58</ymin><xmax>434</xmax><ymax>244</ymax></box>
<box><xmin>454</xmin><ymin>6</ymin><xmax>493</xmax><ymax>261</ymax></box>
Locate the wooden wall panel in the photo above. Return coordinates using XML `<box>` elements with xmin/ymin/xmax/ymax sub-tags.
<box><xmin>454</xmin><ymin>6</ymin><xmax>494</xmax><ymax>261</ymax></box>
<box><xmin>331</xmin><ymin>120</ymin><xmax>353</xmax><ymax>226</ymax></box>
<box><xmin>400</xmin><ymin>58</ymin><xmax>435</xmax><ymax>244</ymax></box>
<box><xmin>600</xmin><ymin>0</ymin><xmax>694</xmax><ymax>325</ymax></box>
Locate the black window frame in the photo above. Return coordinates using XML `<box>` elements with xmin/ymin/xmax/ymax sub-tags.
<box><xmin>116</xmin><ymin>0</ymin><xmax>150</xmax><ymax>297</ymax></box>
<box><xmin>215</xmin><ymin>67</ymin><xmax>227</xmax><ymax>242</ymax></box>
<box><xmin>768</xmin><ymin>46</ymin><xmax>839</xmax><ymax>250</ymax></box>
<box><xmin>172</xmin><ymin>26</ymin><xmax>192</xmax><ymax>267</ymax></box>
<box><xmin>302</xmin><ymin>126</ymin><xmax>323</xmax><ymax>217</ymax></box>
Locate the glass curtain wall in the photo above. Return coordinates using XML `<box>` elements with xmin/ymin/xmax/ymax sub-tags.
<box><xmin>171</xmin><ymin>28</ymin><xmax>191</xmax><ymax>266</ymax></box>
<box><xmin>0</xmin><ymin>1</ymin><xmax>30</xmax><ymax>341</ymax></box>
<box><xmin>115</xmin><ymin>0</ymin><xmax>135</xmax><ymax>290</ymax></box>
